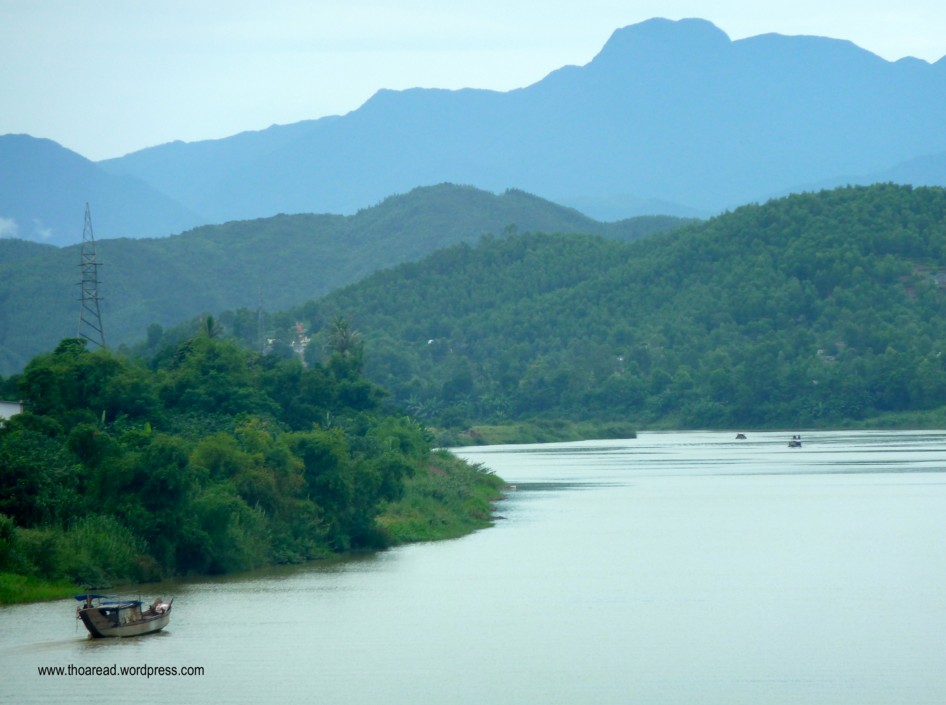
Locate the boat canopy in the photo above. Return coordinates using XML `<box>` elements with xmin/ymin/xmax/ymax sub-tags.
<box><xmin>74</xmin><ymin>594</ymin><xmax>115</xmax><ymax>601</ymax></box>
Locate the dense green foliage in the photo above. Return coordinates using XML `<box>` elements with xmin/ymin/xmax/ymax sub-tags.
<box><xmin>0</xmin><ymin>184</ymin><xmax>691</xmax><ymax>376</ymax></box>
<box><xmin>0</xmin><ymin>331</ymin><xmax>502</xmax><ymax>596</ymax></box>
<box><xmin>271</xmin><ymin>185</ymin><xmax>946</xmax><ymax>429</ymax></box>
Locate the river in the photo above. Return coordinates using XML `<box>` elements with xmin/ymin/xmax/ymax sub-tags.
<box><xmin>2</xmin><ymin>430</ymin><xmax>946</xmax><ymax>704</ymax></box>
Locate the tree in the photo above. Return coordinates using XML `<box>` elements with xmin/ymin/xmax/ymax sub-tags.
<box><xmin>326</xmin><ymin>316</ymin><xmax>364</xmax><ymax>379</ymax></box>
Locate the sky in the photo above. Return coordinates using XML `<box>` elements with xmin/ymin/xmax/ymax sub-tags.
<box><xmin>1</xmin><ymin>0</ymin><xmax>944</xmax><ymax>161</ymax></box>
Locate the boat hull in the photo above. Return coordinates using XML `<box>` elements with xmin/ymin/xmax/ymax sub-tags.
<box><xmin>78</xmin><ymin>605</ymin><xmax>172</xmax><ymax>638</ymax></box>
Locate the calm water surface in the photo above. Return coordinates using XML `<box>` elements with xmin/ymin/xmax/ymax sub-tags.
<box><xmin>3</xmin><ymin>430</ymin><xmax>946</xmax><ymax>704</ymax></box>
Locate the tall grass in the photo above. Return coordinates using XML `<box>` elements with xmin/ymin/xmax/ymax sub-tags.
<box><xmin>377</xmin><ymin>450</ymin><xmax>505</xmax><ymax>543</ymax></box>
<box><xmin>4</xmin><ymin>515</ymin><xmax>150</xmax><ymax>592</ymax></box>
<box><xmin>0</xmin><ymin>573</ymin><xmax>76</xmax><ymax>604</ymax></box>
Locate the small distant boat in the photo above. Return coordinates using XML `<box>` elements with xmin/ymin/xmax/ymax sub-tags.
<box><xmin>788</xmin><ymin>435</ymin><xmax>802</xmax><ymax>448</ymax></box>
<box><xmin>75</xmin><ymin>593</ymin><xmax>173</xmax><ymax>638</ymax></box>
<box><xmin>735</xmin><ymin>433</ymin><xmax>747</xmax><ymax>440</ymax></box>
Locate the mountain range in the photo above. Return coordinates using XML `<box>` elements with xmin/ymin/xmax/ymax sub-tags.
<box><xmin>3</xmin><ymin>17</ymin><xmax>945</xmax><ymax>246</ymax></box>
<box><xmin>0</xmin><ymin>135</ymin><xmax>203</xmax><ymax>245</ymax></box>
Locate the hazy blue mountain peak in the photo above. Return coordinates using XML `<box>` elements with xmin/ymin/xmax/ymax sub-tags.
<box><xmin>592</xmin><ymin>18</ymin><xmax>732</xmax><ymax>65</ymax></box>
<box><xmin>17</xmin><ymin>16</ymin><xmax>945</xmax><ymax>237</ymax></box>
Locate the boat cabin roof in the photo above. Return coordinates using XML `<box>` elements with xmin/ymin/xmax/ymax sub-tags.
<box><xmin>74</xmin><ymin>594</ymin><xmax>143</xmax><ymax>609</ymax></box>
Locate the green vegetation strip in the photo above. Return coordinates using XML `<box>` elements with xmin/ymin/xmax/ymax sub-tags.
<box><xmin>0</xmin><ymin>573</ymin><xmax>76</xmax><ymax>604</ymax></box>
<box><xmin>436</xmin><ymin>420</ymin><xmax>638</xmax><ymax>446</ymax></box>
<box><xmin>377</xmin><ymin>449</ymin><xmax>506</xmax><ymax>543</ymax></box>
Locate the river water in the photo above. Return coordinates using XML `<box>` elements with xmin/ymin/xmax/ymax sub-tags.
<box><xmin>3</xmin><ymin>430</ymin><xmax>946</xmax><ymax>704</ymax></box>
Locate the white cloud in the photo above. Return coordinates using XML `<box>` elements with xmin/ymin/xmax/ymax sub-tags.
<box><xmin>31</xmin><ymin>218</ymin><xmax>53</xmax><ymax>241</ymax></box>
<box><xmin>0</xmin><ymin>217</ymin><xmax>19</xmax><ymax>238</ymax></box>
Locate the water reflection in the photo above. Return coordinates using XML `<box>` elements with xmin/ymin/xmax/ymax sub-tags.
<box><xmin>510</xmin><ymin>481</ymin><xmax>616</xmax><ymax>491</ymax></box>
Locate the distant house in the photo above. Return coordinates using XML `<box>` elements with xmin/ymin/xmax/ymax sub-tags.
<box><xmin>0</xmin><ymin>400</ymin><xmax>23</xmax><ymax>422</ymax></box>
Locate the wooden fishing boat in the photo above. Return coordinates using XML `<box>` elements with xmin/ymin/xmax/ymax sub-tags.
<box><xmin>75</xmin><ymin>593</ymin><xmax>173</xmax><ymax>638</ymax></box>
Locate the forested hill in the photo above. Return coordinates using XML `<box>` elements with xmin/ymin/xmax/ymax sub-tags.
<box><xmin>0</xmin><ymin>331</ymin><xmax>505</xmax><ymax>597</ymax></box>
<box><xmin>282</xmin><ymin>184</ymin><xmax>946</xmax><ymax>430</ymax></box>
<box><xmin>0</xmin><ymin>184</ymin><xmax>689</xmax><ymax>376</ymax></box>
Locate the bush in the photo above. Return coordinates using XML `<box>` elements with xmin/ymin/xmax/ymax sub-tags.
<box><xmin>11</xmin><ymin>515</ymin><xmax>147</xmax><ymax>586</ymax></box>
<box><xmin>58</xmin><ymin>515</ymin><xmax>147</xmax><ymax>585</ymax></box>
<box><xmin>0</xmin><ymin>513</ymin><xmax>16</xmax><ymax>570</ymax></box>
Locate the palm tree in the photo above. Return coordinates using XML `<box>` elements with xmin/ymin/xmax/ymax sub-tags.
<box><xmin>327</xmin><ymin>316</ymin><xmax>362</xmax><ymax>359</ymax></box>
<box><xmin>326</xmin><ymin>316</ymin><xmax>365</xmax><ymax>377</ymax></box>
<box><xmin>203</xmin><ymin>315</ymin><xmax>221</xmax><ymax>339</ymax></box>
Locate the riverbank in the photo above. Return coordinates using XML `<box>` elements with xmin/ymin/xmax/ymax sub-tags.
<box><xmin>432</xmin><ymin>406</ymin><xmax>946</xmax><ymax>447</ymax></box>
<box><xmin>0</xmin><ymin>573</ymin><xmax>77</xmax><ymax>604</ymax></box>
<box><xmin>433</xmin><ymin>419</ymin><xmax>638</xmax><ymax>447</ymax></box>
<box><xmin>0</xmin><ymin>449</ymin><xmax>505</xmax><ymax>605</ymax></box>
<box><xmin>377</xmin><ymin>449</ymin><xmax>506</xmax><ymax>543</ymax></box>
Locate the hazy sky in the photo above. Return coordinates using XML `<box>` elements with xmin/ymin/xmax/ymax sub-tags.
<box><xmin>2</xmin><ymin>0</ymin><xmax>943</xmax><ymax>161</ymax></box>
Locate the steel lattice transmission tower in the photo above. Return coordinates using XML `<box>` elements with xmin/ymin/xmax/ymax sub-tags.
<box><xmin>77</xmin><ymin>203</ymin><xmax>106</xmax><ymax>349</ymax></box>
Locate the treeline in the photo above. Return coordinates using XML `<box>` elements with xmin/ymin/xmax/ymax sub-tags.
<box><xmin>0</xmin><ymin>326</ymin><xmax>503</xmax><ymax>594</ymax></box>
<box><xmin>265</xmin><ymin>184</ymin><xmax>946</xmax><ymax>430</ymax></box>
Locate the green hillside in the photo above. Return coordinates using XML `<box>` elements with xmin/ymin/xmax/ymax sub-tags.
<box><xmin>0</xmin><ymin>184</ymin><xmax>689</xmax><ymax>376</ymax></box>
<box><xmin>277</xmin><ymin>184</ymin><xmax>946</xmax><ymax>430</ymax></box>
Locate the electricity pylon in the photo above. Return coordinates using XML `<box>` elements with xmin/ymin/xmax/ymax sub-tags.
<box><xmin>77</xmin><ymin>203</ymin><xmax>106</xmax><ymax>349</ymax></box>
